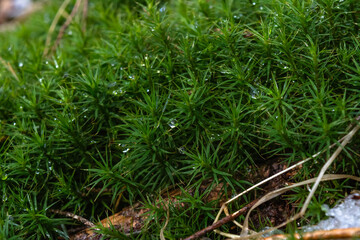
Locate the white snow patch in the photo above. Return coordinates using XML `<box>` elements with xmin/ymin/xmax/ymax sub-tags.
<box><xmin>304</xmin><ymin>193</ymin><xmax>360</xmax><ymax>232</ymax></box>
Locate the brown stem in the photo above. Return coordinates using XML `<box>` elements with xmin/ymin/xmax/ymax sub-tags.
<box><xmin>50</xmin><ymin>209</ymin><xmax>95</xmax><ymax>227</ymax></box>
<box><xmin>81</xmin><ymin>0</ymin><xmax>88</xmax><ymax>33</ymax></box>
<box><xmin>184</xmin><ymin>198</ymin><xmax>259</xmax><ymax>240</ymax></box>
<box><xmin>50</xmin><ymin>0</ymin><xmax>82</xmax><ymax>55</ymax></box>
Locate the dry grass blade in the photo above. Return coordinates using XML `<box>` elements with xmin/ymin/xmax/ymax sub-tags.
<box><xmin>183</xmin><ymin>198</ymin><xmax>260</xmax><ymax>240</ymax></box>
<box><xmin>81</xmin><ymin>0</ymin><xmax>88</xmax><ymax>32</ymax></box>
<box><xmin>160</xmin><ymin>204</ymin><xmax>170</xmax><ymax>240</ymax></box>
<box><xmin>49</xmin><ymin>0</ymin><xmax>82</xmax><ymax>56</ymax></box>
<box><xmin>300</xmin><ymin>124</ymin><xmax>360</xmax><ymax>215</ymax></box>
<box><xmin>50</xmin><ymin>209</ymin><xmax>95</xmax><ymax>227</ymax></box>
<box><xmin>209</xmin><ymin>117</ymin><xmax>360</xmax><ymax>239</ymax></box>
<box><xmin>43</xmin><ymin>0</ymin><xmax>72</xmax><ymax>57</ymax></box>
<box><xmin>0</xmin><ymin>55</ymin><xmax>19</xmax><ymax>81</ymax></box>
<box><xmin>235</xmin><ymin>174</ymin><xmax>360</xmax><ymax>239</ymax></box>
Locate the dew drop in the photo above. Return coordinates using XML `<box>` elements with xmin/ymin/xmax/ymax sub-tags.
<box><xmin>18</xmin><ymin>62</ymin><xmax>23</xmax><ymax>67</ymax></box>
<box><xmin>252</xmin><ymin>2</ymin><xmax>256</xmax><ymax>5</ymax></box>
<box><xmin>168</xmin><ymin>119</ymin><xmax>178</xmax><ymax>128</ymax></box>
<box><xmin>13</xmin><ymin>122</ymin><xmax>16</xmax><ymax>126</ymax></box>
<box><xmin>157</xmin><ymin>70</ymin><xmax>161</xmax><ymax>74</ymax></box>
<box><xmin>178</xmin><ymin>147</ymin><xmax>185</xmax><ymax>154</ymax></box>
<box><xmin>129</xmin><ymin>75</ymin><xmax>135</xmax><ymax>80</ymax></box>
<box><xmin>48</xmin><ymin>161</ymin><xmax>53</xmax><ymax>171</ymax></box>
<box><xmin>123</xmin><ymin>148</ymin><xmax>130</xmax><ymax>153</ymax></box>
<box><xmin>112</xmin><ymin>88</ymin><xmax>124</xmax><ymax>96</ymax></box>
<box><xmin>250</xmin><ymin>87</ymin><xmax>259</xmax><ymax>99</ymax></box>
<box><xmin>234</xmin><ymin>15</ymin><xmax>241</xmax><ymax>20</ymax></box>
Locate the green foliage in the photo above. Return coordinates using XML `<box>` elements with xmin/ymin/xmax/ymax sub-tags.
<box><xmin>0</xmin><ymin>0</ymin><xmax>359</xmax><ymax>238</ymax></box>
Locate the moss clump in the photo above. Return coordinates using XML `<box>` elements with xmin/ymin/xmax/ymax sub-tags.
<box><xmin>0</xmin><ymin>0</ymin><xmax>359</xmax><ymax>238</ymax></box>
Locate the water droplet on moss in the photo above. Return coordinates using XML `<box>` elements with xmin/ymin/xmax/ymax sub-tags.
<box><xmin>168</xmin><ymin>119</ymin><xmax>178</xmax><ymax>128</ymax></box>
<box><xmin>178</xmin><ymin>147</ymin><xmax>185</xmax><ymax>154</ymax></box>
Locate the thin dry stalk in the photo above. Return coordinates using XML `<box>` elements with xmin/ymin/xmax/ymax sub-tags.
<box><xmin>237</xmin><ymin>123</ymin><xmax>360</xmax><ymax>239</ymax></box>
<box><xmin>160</xmin><ymin>205</ymin><xmax>170</xmax><ymax>240</ymax></box>
<box><xmin>50</xmin><ymin>0</ymin><xmax>82</xmax><ymax>55</ymax></box>
<box><xmin>43</xmin><ymin>0</ymin><xmax>72</xmax><ymax>57</ymax></box>
<box><xmin>0</xmin><ymin>56</ymin><xmax>19</xmax><ymax>81</ymax></box>
<box><xmin>208</xmin><ymin>116</ymin><xmax>360</xmax><ymax>239</ymax></box>
<box><xmin>237</xmin><ymin>174</ymin><xmax>360</xmax><ymax>239</ymax></box>
<box><xmin>183</xmin><ymin>198</ymin><xmax>260</xmax><ymax>240</ymax></box>
<box><xmin>50</xmin><ymin>209</ymin><xmax>95</xmax><ymax>227</ymax></box>
<box><xmin>184</xmin><ymin>174</ymin><xmax>360</xmax><ymax>240</ymax></box>
<box><xmin>300</xmin><ymin>124</ymin><xmax>360</xmax><ymax>215</ymax></box>
<box><xmin>81</xmin><ymin>0</ymin><xmax>88</xmax><ymax>32</ymax></box>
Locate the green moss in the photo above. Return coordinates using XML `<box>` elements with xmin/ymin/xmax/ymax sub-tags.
<box><xmin>0</xmin><ymin>0</ymin><xmax>359</xmax><ymax>238</ymax></box>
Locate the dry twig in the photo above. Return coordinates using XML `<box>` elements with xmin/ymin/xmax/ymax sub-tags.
<box><xmin>239</xmin><ymin>123</ymin><xmax>360</xmax><ymax>239</ymax></box>
<box><xmin>43</xmin><ymin>0</ymin><xmax>72</xmax><ymax>57</ymax></box>
<box><xmin>185</xmin><ymin>116</ymin><xmax>360</xmax><ymax>239</ymax></box>
<box><xmin>50</xmin><ymin>0</ymin><xmax>82</xmax><ymax>55</ymax></box>
<box><xmin>183</xmin><ymin>198</ymin><xmax>260</xmax><ymax>240</ymax></box>
<box><xmin>263</xmin><ymin>227</ymin><xmax>360</xmax><ymax>240</ymax></box>
<box><xmin>81</xmin><ymin>0</ymin><xmax>88</xmax><ymax>32</ymax></box>
<box><xmin>50</xmin><ymin>209</ymin><xmax>95</xmax><ymax>227</ymax></box>
<box><xmin>0</xmin><ymin>55</ymin><xmax>19</xmax><ymax>81</ymax></box>
<box><xmin>160</xmin><ymin>204</ymin><xmax>170</xmax><ymax>240</ymax></box>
